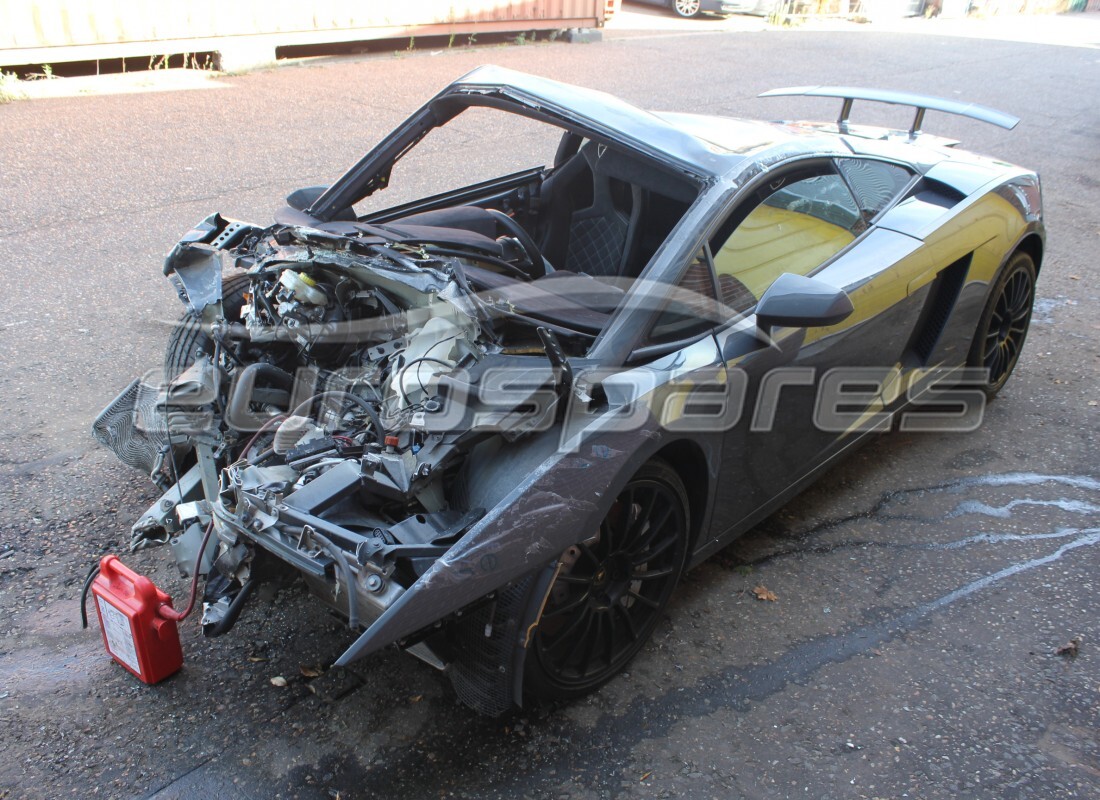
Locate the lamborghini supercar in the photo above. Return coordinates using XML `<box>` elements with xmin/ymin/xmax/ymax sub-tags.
<box><xmin>91</xmin><ymin>67</ymin><xmax>1042</xmax><ymax>714</ymax></box>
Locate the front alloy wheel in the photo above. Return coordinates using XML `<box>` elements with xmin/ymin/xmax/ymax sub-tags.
<box><xmin>673</xmin><ymin>0</ymin><xmax>704</xmax><ymax>17</ymax></box>
<box><xmin>525</xmin><ymin>460</ymin><xmax>689</xmax><ymax>700</ymax></box>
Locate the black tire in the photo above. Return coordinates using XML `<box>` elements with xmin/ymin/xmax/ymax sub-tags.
<box><xmin>523</xmin><ymin>459</ymin><xmax>690</xmax><ymax>702</ymax></box>
<box><xmin>164</xmin><ymin>272</ymin><xmax>251</xmax><ymax>379</ymax></box>
<box><xmin>967</xmin><ymin>251</ymin><xmax>1036</xmax><ymax>399</ymax></box>
<box><xmin>672</xmin><ymin>0</ymin><xmax>703</xmax><ymax>16</ymax></box>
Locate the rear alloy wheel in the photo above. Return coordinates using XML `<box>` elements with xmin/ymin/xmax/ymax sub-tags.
<box><xmin>524</xmin><ymin>460</ymin><xmax>689</xmax><ymax>701</ymax></box>
<box><xmin>673</xmin><ymin>0</ymin><xmax>703</xmax><ymax>17</ymax></box>
<box><xmin>968</xmin><ymin>251</ymin><xmax>1036</xmax><ymax>398</ymax></box>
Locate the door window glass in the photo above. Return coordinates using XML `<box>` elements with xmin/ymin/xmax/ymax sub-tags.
<box><xmin>710</xmin><ymin>171</ymin><xmax>862</xmax><ymax>301</ymax></box>
<box><xmin>649</xmin><ymin>248</ymin><xmax>722</xmax><ymax>343</ymax></box>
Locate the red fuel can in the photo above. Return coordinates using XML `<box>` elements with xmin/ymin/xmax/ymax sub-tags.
<box><xmin>91</xmin><ymin>555</ymin><xmax>183</xmax><ymax>684</ymax></box>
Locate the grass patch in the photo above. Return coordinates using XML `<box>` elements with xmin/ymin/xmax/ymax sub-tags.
<box><xmin>0</xmin><ymin>71</ymin><xmax>26</xmax><ymax>104</ymax></box>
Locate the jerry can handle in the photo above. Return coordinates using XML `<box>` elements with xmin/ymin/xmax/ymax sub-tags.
<box><xmin>98</xmin><ymin>555</ymin><xmax>159</xmax><ymax>605</ymax></box>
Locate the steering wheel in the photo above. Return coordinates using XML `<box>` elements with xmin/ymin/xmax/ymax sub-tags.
<box><xmin>485</xmin><ymin>208</ymin><xmax>548</xmax><ymax>279</ymax></box>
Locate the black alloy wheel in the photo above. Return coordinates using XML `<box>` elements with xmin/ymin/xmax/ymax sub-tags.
<box><xmin>525</xmin><ymin>459</ymin><xmax>689</xmax><ymax>700</ymax></box>
<box><xmin>968</xmin><ymin>251</ymin><xmax>1036</xmax><ymax>398</ymax></box>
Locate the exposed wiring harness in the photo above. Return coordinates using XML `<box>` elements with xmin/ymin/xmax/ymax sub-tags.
<box><xmin>289</xmin><ymin>390</ymin><xmax>386</xmax><ymax>446</ymax></box>
<box><xmin>159</xmin><ymin>520</ymin><xmax>216</xmax><ymax>622</ymax></box>
<box><xmin>395</xmin><ymin>356</ymin><xmax>455</xmax><ymax>405</ymax></box>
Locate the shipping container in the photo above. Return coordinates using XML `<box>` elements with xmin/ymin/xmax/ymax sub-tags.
<box><xmin>0</xmin><ymin>0</ymin><xmax>611</xmax><ymax>70</ymax></box>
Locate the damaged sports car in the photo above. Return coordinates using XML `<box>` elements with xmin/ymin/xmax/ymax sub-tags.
<box><xmin>91</xmin><ymin>67</ymin><xmax>1042</xmax><ymax>714</ymax></box>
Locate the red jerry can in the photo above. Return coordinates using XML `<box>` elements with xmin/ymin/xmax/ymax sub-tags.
<box><xmin>91</xmin><ymin>555</ymin><xmax>183</xmax><ymax>684</ymax></box>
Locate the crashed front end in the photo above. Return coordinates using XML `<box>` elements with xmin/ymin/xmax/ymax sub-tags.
<box><xmin>92</xmin><ymin>213</ymin><xmax>606</xmax><ymax>700</ymax></box>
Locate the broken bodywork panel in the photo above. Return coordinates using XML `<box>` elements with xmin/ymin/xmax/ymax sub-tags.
<box><xmin>93</xmin><ymin>207</ymin><xmax>686</xmax><ymax>684</ymax></box>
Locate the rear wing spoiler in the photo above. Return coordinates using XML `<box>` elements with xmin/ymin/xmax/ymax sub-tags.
<box><xmin>760</xmin><ymin>86</ymin><xmax>1019</xmax><ymax>140</ymax></box>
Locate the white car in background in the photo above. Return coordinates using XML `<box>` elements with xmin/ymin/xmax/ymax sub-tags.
<box><xmin>628</xmin><ymin>0</ymin><xmax>775</xmax><ymax>18</ymax></box>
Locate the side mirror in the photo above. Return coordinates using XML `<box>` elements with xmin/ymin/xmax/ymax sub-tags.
<box><xmin>755</xmin><ymin>273</ymin><xmax>854</xmax><ymax>332</ymax></box>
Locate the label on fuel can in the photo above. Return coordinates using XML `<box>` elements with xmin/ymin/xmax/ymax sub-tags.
<box><xmin>96</xmin><ymin>595</ymin><xmax>140</xmax><ymax>674</ymax></box>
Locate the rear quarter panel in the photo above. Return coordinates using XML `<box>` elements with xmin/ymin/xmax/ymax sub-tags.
<box><xmin>919</xmin><ymin>173</ymin><xmax>1042</xmax><ymax>366</ymax></box>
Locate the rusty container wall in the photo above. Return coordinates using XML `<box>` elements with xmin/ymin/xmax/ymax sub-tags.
<box><xmin>0</xmin><ymin>0</ymin><xmax>607</xmax><ymax>68</ymax></box>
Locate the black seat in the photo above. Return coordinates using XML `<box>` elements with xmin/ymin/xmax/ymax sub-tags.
<box><xmin>539</xmin><ymin>141</ymin><xmax>645</xmax><ymax>279</ymax></box>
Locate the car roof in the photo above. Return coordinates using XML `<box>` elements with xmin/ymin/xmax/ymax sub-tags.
<box><xmin>447</xmin><ymin>67</ymin><xmax>969</xmax><ymax>179</ymax></box>
<box><xmin>447</xmin><ymin>66</ymin><xmax>768</xmax><ymax>178</ymax></box>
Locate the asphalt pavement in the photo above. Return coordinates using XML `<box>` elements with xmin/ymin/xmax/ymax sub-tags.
<box><xmin>0</xmin><ymin>12</ymin><xmax>1098</xmax><ymax>800</ymax></box>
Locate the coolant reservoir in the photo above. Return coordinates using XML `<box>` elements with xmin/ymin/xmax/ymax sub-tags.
<box><xmin>279</xmin><ymin>270</ymin><xmax>327</xmax><ymax>305</ymax></box>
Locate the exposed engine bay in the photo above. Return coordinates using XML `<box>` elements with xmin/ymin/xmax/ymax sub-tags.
<box><xmin>93</xmin><ymin>209</ymin><xmax>603</xmax><ymax>666</ymax></box>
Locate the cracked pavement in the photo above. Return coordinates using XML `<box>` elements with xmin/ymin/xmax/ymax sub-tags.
<box><xmin>1</xmin><ymin>13</ymin><xmax>1098</xmax><ymax>800</ymax></box>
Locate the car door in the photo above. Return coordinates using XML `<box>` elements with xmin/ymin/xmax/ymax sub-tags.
<box><xmin>704</xmin><ymin>157</ymin><xmax>931</xmax><ymax>545</ymax></box>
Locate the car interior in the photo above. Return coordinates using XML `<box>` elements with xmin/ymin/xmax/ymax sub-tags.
<box><xmin>317</xmin><ymin>131</ymin><xmax>704</xmax><ymax>343</ymax></box>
